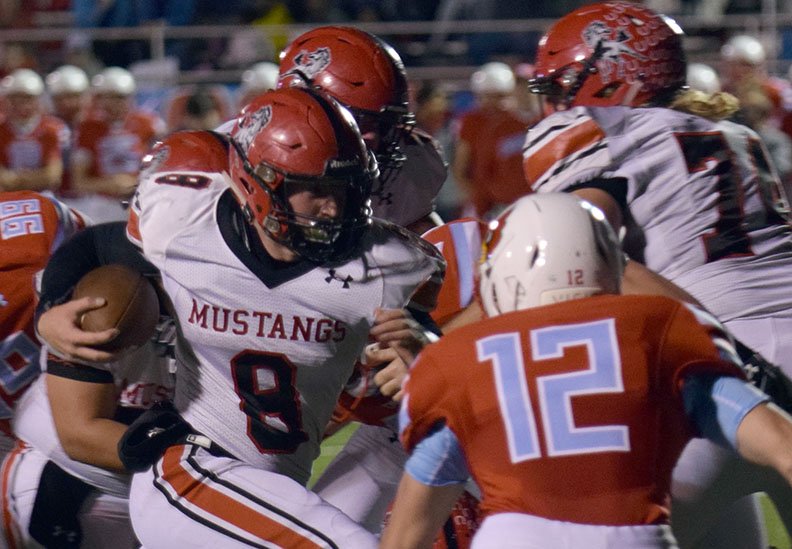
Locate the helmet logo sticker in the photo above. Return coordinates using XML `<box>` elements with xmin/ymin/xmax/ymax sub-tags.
<box><xmin>582</xmin><ymin>21</ymin><xmax>647</xmax><ymax>84</ymax></box>
<box><xmin>289</xmin><ymin>47</ymin><xmax>331</xmax><ymax>79</ymax></box>
<box><xmin>235</xmin><ymin>105</ymin><xmax>272</xmax><ymax>154</ymax></box>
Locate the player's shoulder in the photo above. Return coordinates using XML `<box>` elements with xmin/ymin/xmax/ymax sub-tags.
<box><xmin>366</xmin><ymin>219</ymin><xmax>445</xmax><ymax>266</ymax></box>
<box><xmin>422</xmin><ymin>217</ymin><xmax>486</xmax><ymax>247</ymax></box>
<box><xmin>143</xmin><ymin>130</ymin><xmax>229</xmax><ymax>175</ymax></box>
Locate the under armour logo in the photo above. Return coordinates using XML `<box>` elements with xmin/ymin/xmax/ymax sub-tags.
<box><xmin>325</xmin><ymin>269</ymin><xmax>353</xmax><ymax>288</ymax></box>
<box><xmin>0</xmin><ymin>294</ymin><xmax>6</xmax><ymax>307</ymax></box>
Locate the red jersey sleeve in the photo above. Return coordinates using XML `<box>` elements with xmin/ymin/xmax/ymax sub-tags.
<box><xmin>400</xmin><ymin>341</ymin><xmax>462</xmax><ymax>452</ymax></box>
<box><xmin>422</xmin><ymin>218</ymin><xmax>485</xmax><ymax>326</ymax></box>
<box><xmin>658</xmin><ymin>302</ymin><xmax>746</xmax><ymax>399</ymax></box>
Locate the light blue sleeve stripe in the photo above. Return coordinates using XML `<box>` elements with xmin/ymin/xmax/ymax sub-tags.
<box><xmin>404</xmin><ymin>425</ymin><xmax>470</xmax><ymax>487</ymax></box>
<box><xmin>683</xmin><ymin>374</ymin><xmax>770</xmax><ymax>450</ymax></box>
<box><xmin>449</xmin><ymin>222</ymin><xmax>476</xmax><ymax>308</ymax></box>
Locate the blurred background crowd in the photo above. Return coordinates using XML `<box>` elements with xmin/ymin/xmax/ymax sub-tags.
<box><xmin>3</xmin><ymin>0</ymin><xmax>792</xmax><ymax>223</ymax></box>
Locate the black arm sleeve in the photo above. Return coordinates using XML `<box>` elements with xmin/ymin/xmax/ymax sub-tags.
<box><xmin>36</xmin><ymin>222</ymin><xmax>159</xmax><ymax>319</ymax></box>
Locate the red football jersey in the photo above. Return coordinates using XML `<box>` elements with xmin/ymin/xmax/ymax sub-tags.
<box><xmin>0</xmin><ymin>114</ymin><xmax>66</xmax><ymax>173</ymax></box>
<box><xmin>73</xmin><ymin>110</ymin><xmax>163</xmax><ymax>178</ymax></box>
<box><xmin>0</xmin><ymin>190</ymin><xmax>85</xmax><ymax>433</ymax></box>
<box><xmin>457</xmin><ymin>108</ymin><xmax>532</xmax><ymax>217</ymax></box>
<box><xmin>402</xmin><ymin>294</ymin><xmax>745</xmax><ymax>526</ymax></box>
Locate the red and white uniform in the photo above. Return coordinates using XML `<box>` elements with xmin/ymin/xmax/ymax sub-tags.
<box><xmin>2</xmin><ymin>344</ymin><xmax>175</xmax><ymax>548</ymax></box>
<box><xmin>125</xmin><ymin>131</ymin><xmax>443</xmax><ymax>547</ymax></box>
<box><xmin>523</xmin><ymin>105</ymin><xmax>792</xmax><ymax>547</ymax></box>
<box><xmin>0</xmin><ymin>114</ymin><xmax>67</xmax><ymax>186</ymax></box>
<box><xmin>401</xmin><ymin>295</ymin><xmax>746</xmax><ymax>546</ymax></box>
<box><xmin>68</xmin><ymin>111</ymin><xmax>164</xmax><ymax>223</ymax></box>
<box><xmin>0</xmin><ymin>191</ymin><xmax>85</xmax><ymax>450</ymax></box>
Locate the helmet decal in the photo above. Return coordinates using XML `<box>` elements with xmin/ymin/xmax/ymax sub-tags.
<box><xmin>583</xmin><ymin>22</ymin><xmax>647</xmax><ymax>85</ymax></box>
<box><xmin>289</xmin><ymin>48</ymin><xmax>331</xmax><ymax>80</ymax></box>
<box><xmin>235</xmin><ymin>105</ymin><xmax>272</xmax><ymax>154</ymax></box>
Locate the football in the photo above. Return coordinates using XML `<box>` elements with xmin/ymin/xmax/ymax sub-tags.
<box><xmin>72</xmin><ymin>264</ymin><xmax>160</xmax><ymax>353</ymax></box>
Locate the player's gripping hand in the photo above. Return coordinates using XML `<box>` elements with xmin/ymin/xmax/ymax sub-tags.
<box><xmin>370</xmin><ymin>308</ymin><xmax>433</xmax><ymax>366</ymax></box>
<box><xmin>37</xmin><ymin>297</ymin><xmax>120</xmax><ymax>364</ymax></box>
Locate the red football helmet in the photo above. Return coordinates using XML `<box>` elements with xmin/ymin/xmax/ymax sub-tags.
<box><xmin>278</xmin><ymin>26</ymin><xmax>414</xmax><ymax>182</ymax></box>
<box><xmin>228</xmin><ymin>87</ymin><xmax>377</xmax><ymax>263</ymax></box>
<box><xmin>530</xmin><ymin>2</ymin><xmax>686</xmax><ymax>110</ymax></box>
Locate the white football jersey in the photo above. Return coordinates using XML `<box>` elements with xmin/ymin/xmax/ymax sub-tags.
<box><xmin>127</xmin><ymin>141</ymin><xmax>443</xmax><ymax>485</ymax></box>
<box><xmin>523</xmin><ymin>106</ymin><xmax>792</xmax><ymax>323</ymax></box>
<box><xmin>13</xmin><ymin>344</ymin><xmax>175</xmax><ymax>498</ymax></box>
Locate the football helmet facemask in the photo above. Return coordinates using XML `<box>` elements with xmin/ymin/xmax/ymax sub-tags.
<box><xmin>479</xmin><ymin>193</ymin><xmax>624</xmax><ymax>316</ymax></box>
<box><xmin>278</xmin><ymin>26</ymin><xmax>414</xmax><ymax>191</ymax></box>
<box><xmin>228</xmin><ymin>87</ymin><xmax>377</xmax><ymax>264</ymax></box>
<box><xmin>529</xmin><ymin>1</ymin><xmax>686</xmax><ymax>110</ymax></box>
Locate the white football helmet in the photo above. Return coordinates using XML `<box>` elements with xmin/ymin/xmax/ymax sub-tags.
<box><xmin>1</xmin><ymin>69</ymin><xmax>44</xmax><ymax>96</ymax></box>
<box><xmin>240</xmin><ymin>61</ymin><xmax>279</xmax><ymax>96</ymax></box>
<box><xmin>686</xmin><ymin>63</ymin><xmax>721</xmax><ymax>94</ymax></box>
<box><xmin>721</xmin><ymin>35</ymin><xmax>766</xmax><ymax>66</ymax></box>
<box><xmin>46</xmin><ymin>65</ymin><xmax>89</xmax><ymax>95</ymax></box>
<box><xmin>479</xmin><ymin>193</ymin><xmax>624</xmax><ymax>316</ymax></box>
<box><xmin>91</xmin><ymin>67</ymin><xmax>136</xmax><ymax>95</ymax></box>
<box><xmin>470</xmin><ymin>62</ymin><xmax>515</xmax><ymax>95</ymax></box>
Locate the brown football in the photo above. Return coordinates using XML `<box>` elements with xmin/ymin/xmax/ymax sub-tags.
<box><xmin>72</xmin><ymin>264</ymin><xmax>160</xmax><ymax>353</ymax></box>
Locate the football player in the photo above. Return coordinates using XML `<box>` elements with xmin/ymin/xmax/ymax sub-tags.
<box><xmin>35</xmin><ymin>87</ymin><xmax>444</xmax><ymax>547</ymax></box>
<box><xmin>382</xmin><ymin>193</ymin><xmax>792</xmax><ymax>549</ymax></box>
<box><xmin>0</xmin><ymin>69</ymin><xmax>68</xmax><ymax>194</ymax></box>
<box><xmin>278</xmin><ymin>26</ymin><xmax>447</xmax><ymax>230</ymax></box>
<box><xmin>0</xmin><ymin>190</ymin><xmax>86</xmax><ymax>455</ymax></box>
<box><xmin>521</xmin><ymin>2</ymin><xmax>792</xmax><ymax>546</ymax></box>
<box><xmin>68</xmin><ymin>67</ymin><xmax>165</xmax><ymax>223</ymax></box>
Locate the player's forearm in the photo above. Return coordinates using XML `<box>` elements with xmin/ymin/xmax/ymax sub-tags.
<box><xmin>736</xmin><ymin>402</ymin><xmax>792</xmax><ymax>486</ymax></box>
<box><xmin>380</xmin><ymin>474</ymin><xmax>463</xmax><ymax>549</ymax></box>
<box><xmin>58</xmin><ymin>418</ymin><xmax>129</xmax><ymax>472</ymax></box>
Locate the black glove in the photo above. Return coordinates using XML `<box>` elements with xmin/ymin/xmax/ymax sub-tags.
<box><xmin>118</xmin><ymin>400</ymin><xmax>191</xmax><ymax>472</ymax></box>
<box><xmin>734</xmin><ymin>339</ymin><xmax>792</xmax><ymax>414</ymax></box>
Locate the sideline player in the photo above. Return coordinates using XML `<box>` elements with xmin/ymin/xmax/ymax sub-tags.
<box><xmin>382</xmin><ymin>193</ymin><xmax>792</xmax><ymax>549</ymax></box>
<box><xmin>35</xmin><ymin>87</ymin><xmax>444</xmax><ymax>547</ymax></box>
<box><xmin>522</xmin><ymin>3</ymin><xmax>792</xmax><ymax>545</ymax></box>
<box><xmin>0</xmin><ymin>69</ymin><xmax>67</xmax><ymax>194</ymax></box>
<box><xmin>69</xmin><ymin>67</ymin><xmax>164</xmax><ymax>223</ymax></box>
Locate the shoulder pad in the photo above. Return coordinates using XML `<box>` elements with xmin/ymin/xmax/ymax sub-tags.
<box><xmin>142</xmin><ymin>131</ymin><xmax>229</xmax><ymax>175</ymax></box>
<box><xmin>374</xmin><ymin>219</ymin><xmax>446</xmax><ymax>264</ymax></box>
